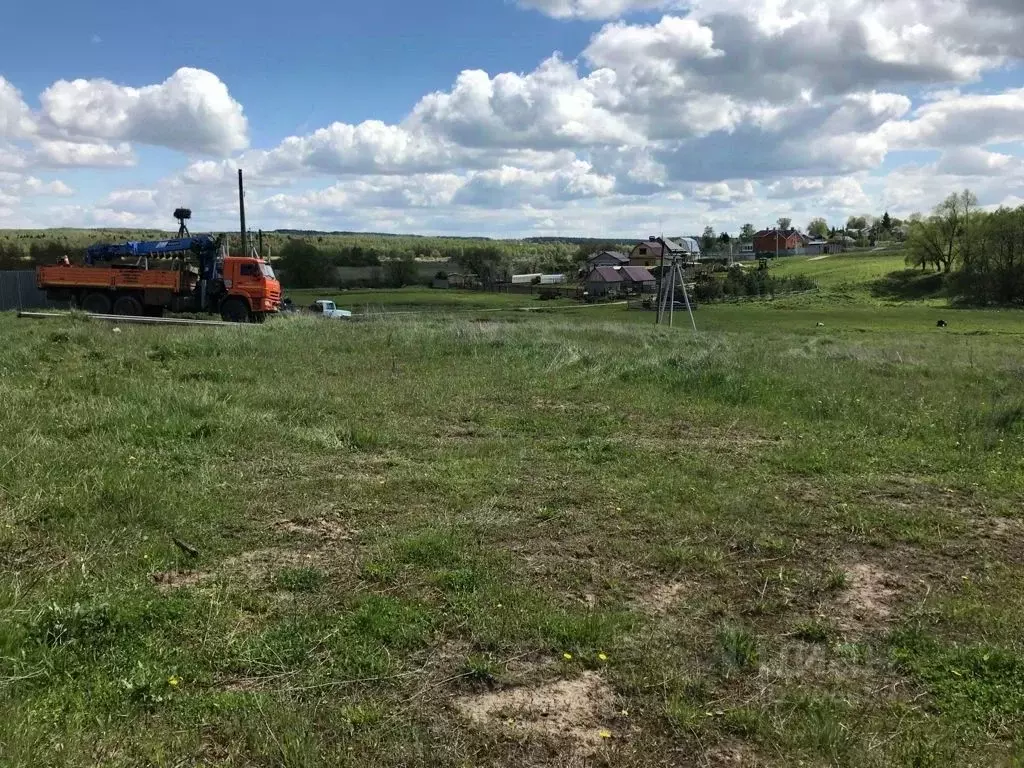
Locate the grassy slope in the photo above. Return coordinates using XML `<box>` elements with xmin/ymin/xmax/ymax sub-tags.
<box><xmin>1</xmin><ymin>306</ymin><xmax>1023</xmax><ymax>767</ymax></box>
<box><xmin>768</xmin><ymin>252</ymin><xmax>909</xmax><ymax>291</ymax></box>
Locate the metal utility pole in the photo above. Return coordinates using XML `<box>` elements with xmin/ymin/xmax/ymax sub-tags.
<box><xmin>238</xmin><ymin>169</ymin><xmax>247</xmax><ymax>257</ymax></box>
<box><xmin>654</xmin><ymin>237</ymin><xmax>697</xmax><ymax>332</ymax></box>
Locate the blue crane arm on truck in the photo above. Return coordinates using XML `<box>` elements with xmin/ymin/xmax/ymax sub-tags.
<box><xmin>85</xmin><ymin>234</ymin><xmax>222</xmax><ymax>280</ymax></box>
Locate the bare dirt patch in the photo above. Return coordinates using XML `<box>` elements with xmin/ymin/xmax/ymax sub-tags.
<box><xmin>835</xmin><ymin>562</ymin><xmax>899</xmax><ymax>633</ymax></box>
<box><xmin>452</xmin><ymin>671</ymin><xmax>615</xmax><ymax>751</ymax></box>
<box><xmin>704</xmin><ymin>742</ymin><xmax>760</xmax><ymax>766</ymax></box>
<box><xmin>151</xmin><ymin>569</ymin><xmax>212</xmax><ymax>591</ymax></box>
<box><xmin>860</xmin><ymin>476</ymin><xmax>979</xmax><ymax>514</ymax></box>
<box><xmin>273</xmin><ymin>516</ymin><xmax>356</xmax><ymax>544</ymax></box>
<box><xmin>973</xmin><ymin>515</ymin><xmax>1024</xmax><ymax>541</ymax></box>
<box><xmin>635</xmin><ymin>581</ymin><xmax>687</xmax><ymax>614</ymax></box>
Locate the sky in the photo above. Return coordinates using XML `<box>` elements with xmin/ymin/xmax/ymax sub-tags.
<box><xmin>1</xmin><ymin>0</ymin><xmax>1024</xmax><ymax>238</ymax></box>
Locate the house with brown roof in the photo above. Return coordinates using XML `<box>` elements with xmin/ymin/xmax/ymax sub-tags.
<box><xmin>753</xmin><ymin>228</ymin><xmax>803</xmax><ymax>256</ymax></box>
<box><xmin>584</xmin><ymin>266</ymin><xmax>624</xmax><ymax>297</ymax></box>
<box><xmin>619</xmin><ymin>265</ymin><xmax>656</xmax><ymax>293</ymax></box>
<box><xmin>585</xmin><ymin>250</ymin><xmax>630</xmax><ymax>268</ymax></box>
<box><xmin>629</xmin><ymin>237</ymin><xmax>701</xmax><ymax>267</ymax></box>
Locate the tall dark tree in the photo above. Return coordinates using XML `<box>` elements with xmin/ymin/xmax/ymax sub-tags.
<box><xmin>701</xmin><ymin>226</ymin><xmax>716</xmax><ymax>253</ymax></box>
<box><xmin>277</xmin><ymin>239</ymin><xmax>333</xmax><ymax>288</ymax></box>
<box><xmin>740</xmin><ymin>223</ymin><xmax>756</xmax><ymax>242</ymax></box>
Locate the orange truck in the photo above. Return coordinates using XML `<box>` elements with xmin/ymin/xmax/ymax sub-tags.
<box><xmin>37</xmin><ymin>233</ymin><xmax>281</xmax><ymax>323</ymax></box>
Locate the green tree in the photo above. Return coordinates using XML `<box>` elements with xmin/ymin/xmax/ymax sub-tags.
<box><xmin>881</xmin><ymin>211</ymin><xmax>893</xmax><ymax>232</ymax></box>
<box><xmin>277</xmin><ymin>239</ymin><xmax>333</xmax><ymax>288</ymax></box>
<box><xmin>955</xmin><ymin>205</ymin><xmax>1024</xmax><ymax>304</ymax></box>
<box><xmin>905</xmin><ymin>192</ymin><xmax>974</xmax><ymax>274</ymax></box>
<box><xmin>777</xmin><ymin>217</ymin><xmax>793</xmax><ymax>231</ymax></box>
<box><xmin>740</xmin><ymin>224</ymin><xmax>756</xmax><ymax>242</ymax></box>
<box><xmin>846</xmin><ymin>215</ymin><xmax>868</xmax><ymax>233</ymax></box>
<box><xmin>383</xmin><ymin>255</ymin><xmax>421</xmax><ymax>288</ymax></box>
<box><xmin>807</xmin><ymin>218</ymin><xmax>829</xmax><ymax>240</ymax></box>
<box><xmin>455</xmin><ymin>245</ymin><xmax>509</xmax><ymax>286</ymax></box>
<box><xmin>577</xmin><ymin>242</ymin><xmax>626</xmax><ymax>263</ymax></box>
<box><xmin>701</xmin><ymin>226</ymin><xmax>716</xmax><ymax>253</ymax></box>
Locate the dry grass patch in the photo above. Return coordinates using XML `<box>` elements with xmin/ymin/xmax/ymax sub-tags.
<box><xmin>151</xmin><ymin>569</ymin><xmax>212</xmax><ymax>591</ymax></box>
<box><xmin>704</xmin><ymin>742</ymin><xmax>761</xmax><ymax>767</ymax></box>
<box><xmin>635</xmin><ymin>581</ymin><xmax>688</xmax><ymax>615</ymax></box>
<box><xmin>452</xmin><ymin>671</ymin><xmax>617</xmax><ymax>752</ymax></box>
<box><xmin>835</xmin><ymin>562</ymin><xmax>900</xmax><ymax>634</ymax></box>
<box><xmin>273</xmin><ymin>516</ymin><xmax>356</xmax><ymax>544</ymax></box>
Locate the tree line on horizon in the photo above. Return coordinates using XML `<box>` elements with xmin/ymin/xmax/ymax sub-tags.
<box><xmin>4</xmin><ymin>196</ymin><xmax>1024</xmax><ymax>304</ymax></box>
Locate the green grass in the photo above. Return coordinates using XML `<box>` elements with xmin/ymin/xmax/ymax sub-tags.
<box><xmin>286</xmin><ymin>286</ymin><xmax>574</xmax><ymax>313</ymax></box>
<box><xmin>1</xmin><ymin>289</ymin><xmax>1024</xmax><ymax>766</ymax></box>
<box><xmin>768</xmin><ymin>251</ymin><xmax>909</xmax><ymax>290</ymax></box>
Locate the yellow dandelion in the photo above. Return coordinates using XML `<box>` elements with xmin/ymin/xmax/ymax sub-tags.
<box><xmin>599</xmin><ymin>729</ymin><xmax>612</xmax><ymax>739</ymax></box>
<box><xmin>168</xmin><ymin>675</ymin><xmax>180</xmax><ymax>687</ymax></box>
<box><xmin>597</xmin><ymin>652</ymin><xmax>608</xmax><ymax>662</ymax></box>
<box><xmin>563</xmin><ymin>653</ymin><xmax>572</xmax><ymax>660</ymax></box>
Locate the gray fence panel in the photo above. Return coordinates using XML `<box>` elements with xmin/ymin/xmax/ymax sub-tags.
<box><xmin>0</xmin><ymin>270</ymin><xmax>68</xmax><ymax>311</ymax></box>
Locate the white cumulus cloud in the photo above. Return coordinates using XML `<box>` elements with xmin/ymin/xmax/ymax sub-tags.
<box><xmin>0</xmin><ymin>78</ymin><xmax>36</xmax><ymax>138</ymax></box>
<box><xmin>39</xmin><ymin>68</ymin><xmax>248</xmax><ymax>155</ymax></box>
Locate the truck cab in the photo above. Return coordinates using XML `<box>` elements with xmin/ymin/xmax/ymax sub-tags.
<box><xmin>220</xmin><ymin>257</ymin><xmax>282</xmax><ymax>320</ymax></box>
<box><xmin>309</xmin><ymin>299</ymin><xmax>352</xmax><ymax>319</ymax></box>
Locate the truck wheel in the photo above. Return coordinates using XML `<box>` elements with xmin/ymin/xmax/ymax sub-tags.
<box><xmin>81</xmin><ymin>292</ymin><xmax>111</xmax><ymax>314</ymax></box>
<box><xmin>112</xmin><ymin>295</ymin><xmax>143</xmax><ymax>316</ymax></box>
<box><xmin>220</xmin><ymin>298</ymin><xmax>250</xmax><ymax>323</ymax></box>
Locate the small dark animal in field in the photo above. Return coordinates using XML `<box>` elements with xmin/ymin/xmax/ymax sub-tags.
<box><xmin>936</xmin><ymin>320</ymin><xmax>947</xmax><ymax>328</ymax></box>
<box><xmin>816</xmin><ymin>322</ymin><xmax>825</xmax><ymax>327</ymax></box>
<box><xmin>172</xmin><ymin>536</ymin><xmax>200</xmax><ymax>559</ymax></box>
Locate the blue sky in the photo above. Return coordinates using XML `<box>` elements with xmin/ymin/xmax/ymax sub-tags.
<box><xmin>1</xmin><ymin>0</ymin><xmax>1024</xmax><ymax>236</ymax></box>
<box><xmin>5</xmin><ymin>0</ymin><xmax>599</xmax><ymax>129</ymax></box>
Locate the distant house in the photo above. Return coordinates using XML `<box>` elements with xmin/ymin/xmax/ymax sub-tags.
<box><xmin>584</xmin><ymin>266</ymin><xmax>624</xmax><ymax>297</ymax></box>
<box><xmin>753</xmin><ymin>228</ymin><xmax>803</xmax><ymax>256</ymax></box>
<box><xmin>803</xmin><ymin>240</ymin><xmax>828</xmax><ymax>256</ymax></box>
<box><xmin>826</xmin><ymin>235</ymin><xmax>855</xmax><ymax>254</ymax></box>
<box><xmin>737</xmin><ymin>243</ymin><xmax>755</xmax><ymax>259</ymax></box>
<box><xmin>585</xmin><ymin>251</ymin><xmax>630</xmax><ymax>268</ymax></box>
<box><xmin>619</xmin><ymin>265</ymin><xmax>656</xmax><ymax>293</ymax></box>
<box><xmin>629</xmin><ymin>237</ymin><xmax>701</xmax><ymax>268</ymax></box>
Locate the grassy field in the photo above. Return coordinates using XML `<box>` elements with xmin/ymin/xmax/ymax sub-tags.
<box><xmin>2</xmin><ymin>271</ymin><xmax>1024</xmax><ymax>766</ymax></box>
<box><xmin>768</xmin><ymin>252</ymin><xmax>909</xmax><ymax>292</ymax></box>
<box><xmin>286</xmin><ymin>287</ymin><xmax>576</xmax><ymax>314</ymax></box>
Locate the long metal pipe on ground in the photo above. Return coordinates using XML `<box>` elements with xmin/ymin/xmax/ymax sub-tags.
<box><xmin>16</xmin><ymin>311</ymin><xmax>252</xmax><ymax>328</ymax></box>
